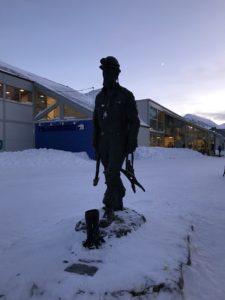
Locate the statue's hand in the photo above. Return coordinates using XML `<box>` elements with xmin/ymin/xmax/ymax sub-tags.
<box><xmin>126</xmin><ymin>139</ymin><xmax>137</xmax><ymax>154</ymax></box>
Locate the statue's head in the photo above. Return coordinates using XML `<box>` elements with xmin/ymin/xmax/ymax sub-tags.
<box><xmin>99</xmin><ymin>56</ymin><xmax>121</xmax><ymax>88</ymax></box>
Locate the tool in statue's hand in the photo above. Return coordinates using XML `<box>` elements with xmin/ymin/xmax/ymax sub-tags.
<box><xmin>93</xmin><ymin>153</ymin><xmax>100</xmax><ymax>186</ymax></box>
<box><xmin>93</xmin><ymin>152</ymin><xmax>145</xmax><ymax>193</ymax></box>
<box><xmin>121</xmin><ymin>153</ymin><xmax>145</xmax><ymax>193</ymax></box>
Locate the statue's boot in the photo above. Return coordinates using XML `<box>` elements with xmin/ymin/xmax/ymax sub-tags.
<box><xmin>113</xmin><ymin>186</ymin><xmax>126</xmax><ymax>211</ymax></box>
<box><xmin>99</xmin><ymin>206</ymin><xmax>115</xmax><ymax>228</ymax></box>
<box><xmin>83</xmin><ymin>209</ymin><xmax>102</xmax><ymax>249</ymax></box>
<box><xmin>91</xmin><ymin>210</ymin><xmax>105</xmax><ymax>247</ymax></box>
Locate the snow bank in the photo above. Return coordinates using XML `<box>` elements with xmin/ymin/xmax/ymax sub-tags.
<box><xmin>0</xmin><ymin>147</ymin><xmax>204</xmax><ymax>169</ymax></box>
<box><xmin>135</xmin><ymin>146</ymin><xmax>203</xmax><ymax>160</ymax></box>
<box><xmin>0</xmin><ymin>148</ymin><xmax>90</xmax><ymax>168</ymax></box>
<box><xmin>0</xmin><ymin>147</ymin><xmax>225</xmax><ymax>299</ymax></box>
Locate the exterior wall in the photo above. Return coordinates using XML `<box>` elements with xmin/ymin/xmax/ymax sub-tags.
<box><xmin>138</xmin><ymin>126</ymin><xmax>149</xmax><ymax>146</ymax></box>
<box><xmin>0</xmin><ymin>72</ymin><xmax>34</xmax><ymax>151</ymax></box>
<box><xmin>5</xmin><ymin>101</ymin><xmax>33</xmax><ymax>151</ymax></box>
<box><xmin>0</xmin><ymin>97</ymin><xmax>4</xmax><ymax>151</ymax></box>
<box><xmin>5</xmin><ymin>121</ymin><xmax>34</xmax><ymax>151</ymax></box>
<box><xmin>136</xmin><ymin>100</ymin><xmax>149</xmax><ymax>124</ymax></box>
<box><xmin>137</xmin><ymin>100</ymin><xmax>150</xmax><ymax>147</ymax></box>
<box><xmin>0</xmin><ymin>99</ymin><xmax>3</xmax><ymax>119</ymax></box>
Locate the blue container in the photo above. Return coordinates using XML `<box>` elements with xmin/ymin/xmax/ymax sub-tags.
<box><xmin>35</xmin><ymin>120</ymin><xmax>95</xmax><ymax>159</ymax></box>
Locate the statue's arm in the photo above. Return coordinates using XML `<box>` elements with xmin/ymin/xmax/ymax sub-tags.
<box><xmin>126</xmin><ymin>93</ymin><xmax>140</xmax><ymax>153</ymax></box>
<box><xmin>92</xmin><ymin>100</ymin><xmax>100</xmax><ymax>151</ymax></box>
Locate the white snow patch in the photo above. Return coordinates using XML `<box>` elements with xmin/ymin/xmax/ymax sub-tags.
<box><xmin>0</xmin><ymin>147</ymin><xmax>225</xmax><ymax>299</ymax></box>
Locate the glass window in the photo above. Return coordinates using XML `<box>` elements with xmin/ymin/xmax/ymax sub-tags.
<box><xmin>150</xmin><ymin>119</ymin><xmax>157</xmax><ymax>131</ymax></box>
<box><xmin>149</xmin><ymin>105</ymin><xmax>164</xmax><ymax>132</ymax></box>
<box><xmin>165</xmin><ymin>136</ymin><xmax>174</xmax><ymax>147</ymax></box>
<box><xmin>158</xmin><ymin>111</ymin><xmax>164</xmax><ymax>131</ymax></box>
<box><xmin>47</xmin><ymin>106</ymin><xmax>60</xmax><ymax>120</ymax></box>
<box><xmin>64</xmin><ymin>104</ymin><xmax>86</xmax><ymax>119</ymax></box>
<box><xmin>150</xmin><ymin>133</ymin><xmax>164</xmax><ymax>147</ymax></box>
<box><xmin>19</xmin><ymin>89</ymin><xmax>32</xmax><ymax>103</ymax></box>
<box><xmin>35</xmin><ymin>92</ymin><xmax>56</xmax><ymax>115</ymax></box>
<box><xmin>0</xmin><ymin>83</ymin><xmax>3</xmax><ymax>98</ymax></box>
<box><xmin>5</xmin><ymin>85</ymin><xmax>19</xmax><ymax>101</ymax></box>
<box><xmin>5</xmin><ymin>85</ymin><xmax>32</xmax><ymax>103</ymax></box>
<box><xmin>149</xmin><ymin>106</ymin><xmax>157</xmax><ymax>120</ymax></box>
<box><xmin>165</xmin><ymin>115</ymin><xmax>175</xmax><ymax>135</ymax></box>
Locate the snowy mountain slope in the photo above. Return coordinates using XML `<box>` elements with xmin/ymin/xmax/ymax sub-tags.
<box><xmin>217</xmin><ymin>123</ymin><xmax>225</xmax><ymax>129</ymax></box>
<box><xmin>184</xmin><ymin>114</ymin><xmax>217</xmax><ymax>129</ymax></box>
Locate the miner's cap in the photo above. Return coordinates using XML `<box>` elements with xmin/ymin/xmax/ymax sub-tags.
<box><xmin>99</xmin><ymin>56</ymin><xmax>121</xmax><ymax>72</ymax></box>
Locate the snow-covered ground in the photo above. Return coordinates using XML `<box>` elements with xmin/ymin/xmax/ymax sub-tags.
<box><xmin>0</xmin><ymin>147</ymin><xmax>225</xmax><ymax>300</ymax></box>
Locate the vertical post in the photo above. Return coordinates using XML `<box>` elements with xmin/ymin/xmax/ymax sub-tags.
<box><xmin>32</xmin><ymin>85</ymin><xmax>36</xmax><ymax>148</ymax></box>
<box><xmin>2</xmin><ymin>79</ymin><xmax>6</xmax><ymax>151</ymax></box>
<box><xmin>60</xmin><ymin>103</ymin><xmax>64</xmax><ymax>120</ymax></box>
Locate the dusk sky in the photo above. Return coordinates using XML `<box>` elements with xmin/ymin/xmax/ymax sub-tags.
<box><xmin>1</xmin><ymin>0</ymin><xmax>225</xmax><ymax>124</ymax></box>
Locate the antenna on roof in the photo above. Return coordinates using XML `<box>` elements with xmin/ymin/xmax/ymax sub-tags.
<box><xmin>78</xmin><ymin>87</ymin><xmax>95</xmax><ymax>92</ymax></box>
<box><xmin>55</xmin><ymin>87</ymin><xmax>95</xmax><ymax>93</ymax></box>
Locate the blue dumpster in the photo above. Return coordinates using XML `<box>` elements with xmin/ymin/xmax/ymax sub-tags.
<box><xmin>35</xmin><ymin>120</ymin><xmax>95</xmax><ymax>159</ymax></box>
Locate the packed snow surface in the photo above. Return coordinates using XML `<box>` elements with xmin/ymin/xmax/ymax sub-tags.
<box><xmin>0</xmin><ymin>147</ymin><xmax>225</xmax><ymax>299</ymax></box>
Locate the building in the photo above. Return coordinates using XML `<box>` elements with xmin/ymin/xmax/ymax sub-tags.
<box><xmin>210</xmin><ymin>128</ymin><xmax>225</xmax><ymax>152</ymax></box>
<box><xmin>137</xmin><ymin>99</ymin><xmax>224</xmax><ymax>155</ymax></box>
<box><xmin>1</xmin><ymin>60</ymin><xmax>223</xmax><ymax>157</ymax></box>
<box><xmin>0</xmin><ymin>61</ymin><xmax>95</xmax><ymax>158</ymax></box>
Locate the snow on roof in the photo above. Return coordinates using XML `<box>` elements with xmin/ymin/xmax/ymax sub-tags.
<box><xmin>0</xmin><ymin>60</ymin><xmax>149</xmax><ymax>123</ymax></box>
<box><xmin>0</xmin><ymin>60</ymin><xmax>94</xmax><ymax>111</ymax></box>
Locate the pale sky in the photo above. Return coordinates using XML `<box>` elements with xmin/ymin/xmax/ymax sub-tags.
<box><xmin>1</xmin><ymin>0</ymin><xmax>225</xmax><ymax>124</ymax></box>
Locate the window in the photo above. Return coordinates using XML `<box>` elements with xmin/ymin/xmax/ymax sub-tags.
<box><xmin>150</xmin><ymin>119</ymin><xmax>157</xmax><ymax>131</ymax></box>
<box><xmin>0</xmin><ymin>83</ymin><xmax>3</xmax><ymax>98</ymax></box>
<box><xmin>149</xmin><ymin>106</ymin><xmax>157</xmax><ymax>121</ymax></box>
<box><xmin>34</xmin><ymin>91</ymin><xmax>87</xmax><ymax>120</ymax></box>
<box><xmin>5</xmin><ymin>85</ymin><xmax>32</xmax><ymax>103</ymax></box>
<box><xmin>20</xmin><ymin>90</ymin><xmax>32</xmax><ymax>103</ymax></box>
<box><xmin>149</xmin><ymin>105</ymin><xmax>164</xmax><ymax>132</ymax></box>
<box><xmin>5</xmin><ymin>85</ymin><xmax>19</xmax><ymax>101</ymax></box>
<box><xmin>35</xmin><ymin>92</ymin><xmax>56</xmax><ymax>116</ymax></box>
<box><xmin>64</xmin><ymin>104</ymin><xmax>86</xmax><ymax>119</ymax></box>
<box><xmin>165</xmin><ymin>115</ymin><xmax>175</xmax><ymax>135</ymax></box>
<box><xmin>47</xmin><ymin>106</ymin><xmax>60</xmax><ymax>120</ymax></box>
<box><xmin>158</xmin><ymin>111</ymin><xmax>164</xmax><ymax>131</ymax></box>
<box><xmin>150</xmin><ymin>133</ymin><xmax>164</xmax><ymax>147</ymax></box>
<box><xmin>165</xmin><ymin>136</ymin><xmax>174</xmax><ymax>147</ymax></box>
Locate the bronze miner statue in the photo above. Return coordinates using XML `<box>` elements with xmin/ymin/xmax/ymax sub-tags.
<box><xmin>92</xmin><ymin>56</ymin><xmax>140</xmax><ymax>226</ymax></box>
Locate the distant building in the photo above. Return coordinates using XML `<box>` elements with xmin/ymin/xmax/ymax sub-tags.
<box><xmin>136</xmin><ymin>99</ymin><xmax>224</xmax><ymax>155</ymax></box>
<box><xmin>210</xmin><ymin>128</ymin><xmax>225</xmax><ymax>152</ymax></box>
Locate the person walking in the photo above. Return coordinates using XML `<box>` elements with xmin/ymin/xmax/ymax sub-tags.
<box><xmin>218</xmin><ymin>145</ymin><xmax>222</xmax><ymax>157</ymax></box>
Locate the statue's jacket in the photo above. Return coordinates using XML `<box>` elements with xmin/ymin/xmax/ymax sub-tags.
<box><xmin>93</xmin><ymin>83</ymin><xmax>140</xmax><ymax>152</ymax></box>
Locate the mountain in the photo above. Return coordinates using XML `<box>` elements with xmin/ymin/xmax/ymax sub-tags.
<box><xmin>84</xmin><ymin>88</ymin><xmax>101</xmax><ymax>106</ymax></box>
<box><xmin>184</xmin><ymin>114</ymin><xmax>218</xmax><ymax>129</ymax></box>
<box><xmin>217</xmin><ymin>123</ymin><xmax>225</xmax><ymax>129</ymax></box>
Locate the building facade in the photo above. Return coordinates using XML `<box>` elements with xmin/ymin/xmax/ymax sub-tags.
<box><xmin>1</xmin><ymin>61</ymin><xmax>223</xmax><ymax>157</ymax></box>
<box><xmin>137</xmin><ymin>99</ymin><xmax>224</xmax><ymax>155</ymax></box>
<box><xmin>0</xmin><ymin>70</ymin><xmax>34</xmax><ymax>151</ymax></box>
<box><xmin>0</xmin><ymin>61</ymin><xmax>94</xmax><ymax>156</ymax></box>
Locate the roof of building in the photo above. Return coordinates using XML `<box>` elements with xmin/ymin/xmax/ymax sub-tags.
<box><xmin>0</xmin><ymin>60</ymin><xmax>94</xmax><ymax>112</ymax></box>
